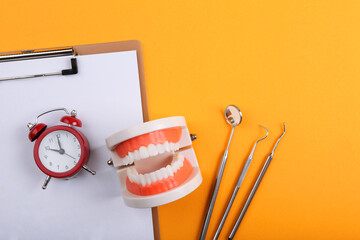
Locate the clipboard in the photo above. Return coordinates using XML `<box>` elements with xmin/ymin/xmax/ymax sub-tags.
<box><xmin>0</xmin><ymin>41</ymin><xmax>160</xmax><ymax>240</ymax></box>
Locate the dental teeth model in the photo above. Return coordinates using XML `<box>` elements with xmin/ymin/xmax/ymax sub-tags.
<box><xmin>106</xmin><ymin>116</ymin><xmax>202</xmax><ymax>208</ymax></box>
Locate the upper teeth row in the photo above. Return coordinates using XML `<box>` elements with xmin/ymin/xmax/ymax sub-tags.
<box><xmin>127</xmin><ymin>153</ymin><xmax>185</xmax><ymax>186</ymax></box>
<box><xmin>119</xmin><ymin>141</ymin><xmax>180</xmax><ymax>166</ymax></box>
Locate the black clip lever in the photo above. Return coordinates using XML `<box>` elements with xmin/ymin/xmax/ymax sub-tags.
<box><xmin>62</xmin><ymin>58</ymin><xmax>78</xmax><ymax>75</ymax></box>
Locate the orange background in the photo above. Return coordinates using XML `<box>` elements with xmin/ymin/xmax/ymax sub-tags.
<box><xmin>1</xmin><ymin>1</ymin><xmax>360</xmax><ymax>239</ymax></box>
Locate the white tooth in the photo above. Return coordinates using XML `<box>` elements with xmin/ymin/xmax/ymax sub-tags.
<box><xmin>128</xmin><ymin>152</ymin><xmax>135</xmax><ymax>162</ymax></box>
<box><xmin>139</xmin><ymin>174</ymin><xmax>146</xmax><ymax>187</ymax></box>
<box><xmin>124</xmin><ymin>156</ymin><xmax>131</xmax><ymax>165</ymax></box>
<box><xmin>129</xmin><ymin>172</ymin><xmax>138</xmax><ymax>184</ymax></box>
<box><xmin>164</xmin><ymin>141</ymin><xmax>170</xmax><ymax>152</ymax></box>
<box><xmin>134</xmin><ymin>150</ymin><xmax>141</xmax><ymax>161</ymax></box>
<box><xmin>131</xmin><ymin>168</ymin><xmax>140</xmax><ymax>184</ymax></box>
<box><xmin>172</xmin><ymin>143</ymin><xmax>177</xmax><ymax>151</ymax></box>
<box><xmin>169</xmin><ymin>142</ymin><xmax>174</xmax><ymax>151</ymax></box>
<box><xmin>119</xmin><ymin>157</ymin><xmax>126</xmax><ymax>165</ymax></box>
<box><xmin>127</xmin><ymin>169</ymin><xmax>133</xmax><ymax>182</ymax></box>
<box><xmin>139</xmin><ymin>146</ymin><xmax>149</xmax><ymax>159</ymax></box>
<box><xmin>150</xmin><ymin>172</ymin><xmax>157</xmax><ymax>183</ymax></box>
<box><xmin>131</xmin><ymin>174</ymin><xmax>137</xmax><ymax>183</ymax></box>
<box><xmin>144</xmin><ymin>174</ymin><xmax>152</xmax><ymax>185</ymax></box>
<box><xmin>170</xmin><ymin>161</ymin><xmax>176</xmax><ymax>173</ymax></box>
<box><xmin>166</xmin><ymin>165</ymin><xmax>174</xmax><ymax>177</ymax></box>
<box><xmin>156</xmin><ymin>144</ymin><xmax>165</xmax><ymax>154</ymax></box>
<box><xmin>129</xmin><ymin>156</ymin><xmax>134</xmax><ymax>165</ymax></box>
<box><xmin>127</xmin><ymin>172</ymin><xmax>134</xmax><ymax>182</ymax></box>
<box><xmin>175</xmin><ymin>143</ymin><xmax>180</xmax><ymax>150</ymax></box>
<box><xmin>179</xmin><ymin>159</ymin><xmax>184</xmax><ymax>167</ymax></box>
<box><xmin>171</xmin><ymin>163</ymin><xmax>178</xmax><ymax>173</ymax></box>
<box><xmin>155</xmin><ymin>169</ymin><xmax>163</xmax><ymax>180</ymax></box>
<box><xmin>161</xmin><ymin>168</ymin><xmax>169</xmax><ymax>178</ymax></box>
<box><xmin>148</xmin><ymin>144</ymin><xmax>158</xmax><ymax>157</ymax></box>
<box><xmin>175</xmin><ymin>161</ymin><xmax>180</xmax><ymax>170</ymax></box>
<box><xmin>135</xmin><ymin>175</ymin><xmax>140</xmax><ymax>184</ymax></box>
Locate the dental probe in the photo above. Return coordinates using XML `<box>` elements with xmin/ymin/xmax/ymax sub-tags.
<box><xmin>213</xmin><ymin>125</ymin><xmax>268</xmax><ymax>240</ymax></box>
<box><xmin>229</xmin><ymin>123</ymin><xmax>286</xmax><ymax>240</ymax></box>
<box><xmin>199</xmin><ymin>105</ymin><xmax>242</xmax><ymax>240</ymax></box>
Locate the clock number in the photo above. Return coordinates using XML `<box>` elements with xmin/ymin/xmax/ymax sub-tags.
<box><xmin>65</xmin><ymin>165</ymin><xmax>69</xmax><ymax>170</ymax></box>
<box><xmin>57</xmin><ymin>165</ymin><xmax>60</xmax><ymax>170</ymax></box>
<box><xmin>44</xmin><ymin>155</ymin><xmax>48</xmax><ymax>159</ymax></box>
<box><xmin>49</xmin><ymin>162</ymin><xmax>52</xmax><ymax>166</ymax></box>
<box><xmin>73</xmin><ymin>137</ymin><xmax>77</xmax><ymax>142</ymax></box>
<box><xmin>66</xmin><ymin>133</ymin><xmax>68</xmax><ymax>138</ymax></box>
<box><xmin>73</xmin><ymin>161</ymin><xmax>77</xmax><ymax>165</ymax></box>
<box><xmin>45</xmin><ymin>146</ymin><xmax>50</xmax><ymax>150</ymax></box>
<box><xmin>49</xmin><ymin>138</ymin><xmax>54</xmax><ymax>143</ymax></box>
<box><xmin>78</xmin><ymin>153</ymin><xmax>81</xmax><ymax>157</ymax></box>
<box><xmin>77</xmin><ymin>145</ymin><xmax>81</xmax><ymax>149</ymax></box>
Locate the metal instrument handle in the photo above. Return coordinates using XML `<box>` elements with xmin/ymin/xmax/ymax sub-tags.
<box><xmin>229</xmin><ymin>155</ymin><xmax>272</xmax><ymax>239</ymax></box>
<box><xmin>199</xmin><ymin>126</ymin><xmax>235</xmax><ymax>240</ymax></box>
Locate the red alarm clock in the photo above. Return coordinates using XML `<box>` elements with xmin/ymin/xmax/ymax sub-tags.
<box><xmin>27</xmin><ymin>108</ymin><xmax>95</xmax><ymax>189</ymax></box>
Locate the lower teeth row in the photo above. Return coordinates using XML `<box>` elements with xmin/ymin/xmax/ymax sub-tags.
<box><xmin>127</xmin><ymin>153</ymin><xmax>185</xmax><ymax>186</ymax></box>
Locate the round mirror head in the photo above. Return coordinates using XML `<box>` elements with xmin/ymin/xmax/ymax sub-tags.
<box><xmin>225</xmin><ymin>105</ymin><xmax>242</xmax><ymax>126</ymax></box>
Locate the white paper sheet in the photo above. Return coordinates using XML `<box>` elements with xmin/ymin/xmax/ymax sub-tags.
<box><xmin>0</xmin><ymin>51</ymin><xmax>154</xmax><ymax>240</ymax></box>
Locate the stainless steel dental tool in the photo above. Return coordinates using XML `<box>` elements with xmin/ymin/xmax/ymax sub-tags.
<box><xmin>213</xmin><ymin>125</ymin><xmax>268</xmax><ymax>240</ymax></box>
<box><xmin>200</xmin><ymin>105</ymin><xmax>242</xmax><ymax>240</ymax></box>
<box><xmin>229</xmin><ymin>123</ymin><xmax>286</xmax><ymax>240</ymax></box>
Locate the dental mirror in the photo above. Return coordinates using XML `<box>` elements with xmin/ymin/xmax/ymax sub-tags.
<box><xmin>225</xmin><ymin>105</ymin><xmax>242</xmax><ymax>126</ymax></box>
<box><xmin>200</xmin><ymin>105</ymin><xmax>242</xmax><ymax>240</ymax></box>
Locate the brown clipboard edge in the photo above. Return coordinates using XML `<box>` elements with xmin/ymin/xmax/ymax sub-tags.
<box><xmin>0</xmin><ymin>40</ymin><xmax>160</xmax><ymax>240</ymax></box>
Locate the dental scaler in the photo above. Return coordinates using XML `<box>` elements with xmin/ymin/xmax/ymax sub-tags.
<box><xmin>229</xmin><ymin>123</ymin><xmax>286</xmax><ymax>240</ymax></box>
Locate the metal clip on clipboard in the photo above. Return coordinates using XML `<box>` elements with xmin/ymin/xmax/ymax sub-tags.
<box><xmin>0</xmin><ymin>48</ymin><xmax>78</xmax><ymax>81</ymax></box>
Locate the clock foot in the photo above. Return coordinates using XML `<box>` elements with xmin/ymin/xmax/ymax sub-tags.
<box><xmin>82</xmin><ymin>165</ymin><xmax>96</xmax><ymax>175</ymax></box>
<box><xmin>42</xmin><ymin>175</ymin><xmax>51</xmax><ymax>189</ymax></box>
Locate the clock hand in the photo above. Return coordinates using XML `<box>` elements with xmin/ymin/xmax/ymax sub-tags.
<box><xmin>46</xmin><ymin>148</ymin><xmax>61</xmax><ymax>153</ymax></box>
<box><xmin>46</xmin><ymin>144</ymin><xmax>75</xmax><ymax>159</ymax></box>
<box><xmin>64</xmin><ymin>153</ymin><xmax>76</xmax><ymax>159</ymax></box>
<box><xmin>56</xmin><ymin>135</ymin><xmax>63</xmax><ymax>150</ymax></box>
<box><xmin>54</xmin><ymin>136</ymin><xmax>75</xmax><ymax>159</ymax></box>
<box><xmin>45</xmin><ymin>147</ymin><xmax>65</xmax><ymax>155</ymax></box>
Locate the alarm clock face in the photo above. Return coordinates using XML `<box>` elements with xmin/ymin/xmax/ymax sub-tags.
<box><xmin>34</xmin><ymin>125</ymin><xmax>89</xmax><ymax>178</ymax></box>
<box><xmin>38</xmin><ymin>130</ymin><xmax>81</xmax><ymax>173</ymax></box>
